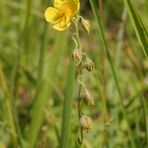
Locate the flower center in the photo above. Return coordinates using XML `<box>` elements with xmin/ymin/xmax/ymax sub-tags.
<box><xmin>58</xmin><ymin>3</ymin><xmax>77</xmax><ymax>18</ymax></box>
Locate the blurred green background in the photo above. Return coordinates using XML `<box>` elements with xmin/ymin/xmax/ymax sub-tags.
<box><xmin>0</xmin><ymin>0</ymin><xmax>148</xmax><ymax>148</ymax></box>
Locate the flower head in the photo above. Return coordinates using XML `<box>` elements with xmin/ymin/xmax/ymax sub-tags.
<box><xmin>44</xmin><ymin>0</ymin><xmax>80</xmax><ymax>31</ymax></box>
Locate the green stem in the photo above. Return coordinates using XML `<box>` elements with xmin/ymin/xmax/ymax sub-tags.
<box><xmin>123</xmin><ymin>0</ymin><xmax>148</xmax><ymax>59</ymax></box>
<box><xmin>73</xmin><ymin>17</ymin><xmax>81</xmax><ymax>49</ymax></box>
<box><xmin>94</xmin><ymin>71</ymin><xmax>109</xmax><ymax>147</ymax></box>
<box><xmin>89</xmin><ymin>1</ymin><xmax>136</xmax><ymax>147</ymax></box>
<box><xmin>73</xmin><ymin>18</ymin><xmax>84</xmax><ymax>144</ymax></box>
<box><xmin>23</xmin><ymin>0</ymin><xmax>32</xmax><ymax>34</ymax></box>
<box><xmin>77</xmin><ymin>68</ymin><xmax>83</xmax><ymax>144</ymax></box>
<box><xmin>141</xmin><ymin>97</ymin><xmax>148</xmax><ymax>147</ymax></box>
<box><xmin>60</xmin><ymin>58</ymin><xmax>75</xmax><ymax>148</ymax></box>
<box><xmin>9</xmin><ymin>1</ymin><xmax>33</xmax><ymax>146</ymax></box>
<box><xmin>28</xmin><ymin>32</ymin><xmax>66</xmax><ymax>148</ymax></box>
<box><xmin>37</xmin><ymin>23</ymin><xmax>48</xmax><ymax>82</ymax></box>
<box><xmin>115</xmin><ymin>7</ymin><xmax>127</xmax><ymax>68</ymax></box>
<box><xmin>0</xmin><ymin>64</ymin><xmax>18</xmax><ymax>148</ymax></box>
<box><xmin>130</xmin><ymin>77</ymin><xmax>148</xmax><ymax>147</ymax></box>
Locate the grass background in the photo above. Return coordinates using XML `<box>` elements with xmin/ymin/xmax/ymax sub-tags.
<box><xmin>0</xmin><ymin>0</ymin><xmax>148</xmax><ymax>148</ymax></box>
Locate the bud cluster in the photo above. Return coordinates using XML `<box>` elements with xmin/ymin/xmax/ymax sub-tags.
<box><xmin>72</xmin><ymin>16</ymin><xmax>94</xmax><ymax>142</ymax></box>
<box><xmin>72</xmin><ymin>49</ymin><xmax>94</xmax><ymax>72</ymax></box>
<box><xmin>73</xmin><ymin>50</ymin><xmax>95</xmax><ymax>133</ymax></box>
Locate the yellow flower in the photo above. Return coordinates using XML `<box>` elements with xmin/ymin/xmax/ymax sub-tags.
<box><xmin>44</xmin><ymin>0</ymin><xmax>80</xmax><ymax>31</ymax></box>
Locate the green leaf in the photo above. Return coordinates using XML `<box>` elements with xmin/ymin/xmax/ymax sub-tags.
<box><xmin>28</xmin><ymin>32</ymin><xmax>66</xmax><ymax>148</ymax></box>
<box><xmin>124</xmin><ymin>0</ymin><xmax>148</xmax><ymax>58</ymax></box>
<box><xmin>60</xmin><ymin>58</ymin><xmax>75</xmax><ymax>148</ymax></box>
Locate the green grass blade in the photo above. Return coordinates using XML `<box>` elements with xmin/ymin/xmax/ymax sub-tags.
<box><xmin>123</xmin><ymin>0</ymin><xmax>148</xmax><ymax>59</ymax></box>
<box><xmin>130</xmin><ymin>77</ymin><xmax>148</xmax><ymax>147</ymax></box>
<box><xmin>89</xmin><ymin>1</ymin><xmax>136</xmax><ymax>147</ymax></box>
<box><xmin>27</xmin><ymin>32</ymin><xmax>66</xmax><ymax>148</ymax></box>
<box><xmin>60</xmin><ymin>58</ymin><xmax>75</xmax><ymax>148</ymax></box>
<box><xmin>23</xmin><ymin>0</ymin><xmax>32</xmax><ymax>33</ymax></box>
<box><xmin>0</xmin><ymin>64</ymin><xmax>18</xmax><ymax>148</ymax></box>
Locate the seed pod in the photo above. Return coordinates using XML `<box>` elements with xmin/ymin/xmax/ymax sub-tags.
<box><xmin>83</xmin><ymin>58</ymin><xmax>94</xmax><ymax>71</ymax></box>
<box><xmin>80</xmin><ymin>17</ymin><xmax>90</xmax><ymax>33</ymax></box>
<box><xmin>72</xmin><ymin>48</ymin><xmax>82</xmax><ymax>65</ymax></box>
<box><xmin>81</xmin><ymin>89</ymin><xmax>94</xmax><ymax>106</ymax></box>
<box><xmin>80</xmin><ymin>116</ymin><xmax>92</xmax><ymax>130</ymax></box>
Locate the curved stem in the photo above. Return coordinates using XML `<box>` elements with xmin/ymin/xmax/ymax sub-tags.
<box><xmin>73</xmin><ymin>17</ymin><xmax>81</xmax><ymax>50</ymax></box>
<box><xmin>73</xmin><ymin>17</ymin><xmax>84</xmax><ymax>144</ymax></box>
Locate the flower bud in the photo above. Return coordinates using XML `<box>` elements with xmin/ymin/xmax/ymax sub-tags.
<box><xmin>83</xmin><ymin>58</ymin><xmax>94</xmax><ymax>71</ymax></box>
<box><xmin>72</xmin><ymin>48</ymin><xmax>82</xmax><ymax>65</ymax></box>
<box><xmin>80</xmin><ymin>18</ymin><xmax>90</xmax><ymax>33</ymax></box>
<box><xmin>81</xmin><ymin>89</ymin><xmax>94</xmax><ymax>106</ymax></box>
<box><xmin>80</xmin><ymin>116</ymin><xmax>92</xmax><ymax>130</ymax></box>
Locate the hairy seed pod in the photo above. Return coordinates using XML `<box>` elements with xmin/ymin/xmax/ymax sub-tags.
<box><xmin>83</xmin><ymin>58</ymin><xmax>94</xmax><ymax>71</ymax></box>
<box><xmin>72</xmin><ymin>48</ymin><xmax>82</xmax><ymax>65</ymax></box>
<box><xmin>80</xmin><ymin>17</ymin><xmax>90</xmax><ymax>33</ymax></box>
<box><xmin>81</xmin><ymin>89</ymin><xmax>95</xmax><ymax>106</ymax></box>
<box><xmin>80</xmin><ymin>116</ymin><xmax>92</xmax><ymax>130</ymax></box>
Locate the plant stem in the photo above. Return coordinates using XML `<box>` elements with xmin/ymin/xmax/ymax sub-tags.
<box><xmin>123</xmin><ymin>0</ymin><xmax>148</xmax><ymax>59</ymax></box>
<box><xmin>94</xmin><ymin>71</ymin><xmax>109</xmax><ymax>147</ymax></box>
<box><xmin>73</xmin><ymin>18</ymin><xmax>84</xmax><ymax>144</ymax></box>
<box><xmin>77</xmin><ymin>68</ymin><xmax>83</xmax><ymax>144</ymax></box>
<box><xmin>0</xmin><ymin>64</ymin><xmax>18</xmax><ymax>148</ymax></box>
<box><xmin>115</xmin><ymin>7</ymin><xmax>127</xmax><ymax>68</ymax></box>
<box><xmin>37</xmin><ymin>23</ymin><xmax>48</xmax><ymax>82</ymax></box>
<box><xmin>28</xmin><ymin>32</ymin><xmax>66</xmax><ymax>148</ymax></box>
<box><xmin>60</xmin><ymin>58</ymin><xmax>75</xmax><ymax>148</ymax></box>
<box><xmin>130</xmin><ymin>76</ymin><xmax>148</xmax><ymax>147</ymax></box>
<box><xmin>89</xmin><ymin>1</ymin><xmax>136</xmax><ymax>147</ymax></box>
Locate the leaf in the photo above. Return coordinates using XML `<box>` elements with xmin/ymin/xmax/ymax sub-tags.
<box><xmin>124</xmin><ymin>0</ymin><xmax>148</xmax><ymax>58</ymax></box>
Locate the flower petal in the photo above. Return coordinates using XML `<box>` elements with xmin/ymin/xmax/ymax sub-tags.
<box><xmin>54</xmin><ymin>0</ymin><xmax>65</xmax><ymax>8</ymax></box>
<box><xmin>52</xmin><ymin>19</ymin><xmax>71</xmax><ymax>31</ymax></box>
<box><xmin>68</xmin><ymin>0</ymin><xmax>80</xmax><ymax>11</ymax></box>
<box><xmin>44</xmin><ymin>7</ymin><xmax>62</xmax><ymax>24</ymax></box>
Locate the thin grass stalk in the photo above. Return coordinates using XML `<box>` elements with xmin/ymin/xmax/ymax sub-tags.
<box><xmin>89</xmin><ymin>1</ymin><xmax>136</xmax><ymax>147</ymax></box>
<box><xmin>9</xmin><ymin>1</ymin><xmax>33</xmax><ymax>145</ymax></box>
<box><xmin>115</xmin><ymin>7</ymin><xmax>127</xmax><ymax>68</ymax></box>
<box><xmin>23</xmin><ymin>0</ymin><xmax>32</xmax><ymax>34</ymax></box>
<box><xmin>37</xmin><ymin>23</ymin><xmax>48</xmax><ymax>82</ymax></box>
<box><xmin>28</xmin><ymin>32</ymin><xmax>66</xmax><ymax>148</ymax></box>
<box><xmin>73</xmin><ymin>17</ymin><xmax>84</xmax><ymax>144</ymax></box>
<box><xmin>123</xmin><ymin>0</ymin><xmax>148</xmax><ymax>59</ymax></box>
<box><xmin>10</xmin><ymin>0</ymin><xmax>32</xmax><ymax>93</ymax></box>
<box><xmin>1</xmin><ymin>1</ymin><xmax>42</xmax><ymax>18</ymax></box>
<box><xmin>60</xmin><ymin>58</ymin><xmax>75</xmax><ymax>148</ymax></box>
<box><xmin>0</xmin><ymin>64</ymin><xmax>17</xmax><ymax>148</ymax></box>
<box><xmin>77</xmin><ymin>68</ymin><xmax>83</xmax><ymax>144</ymax></box>
<box><xmin>130</xmin><ymin>76</ymin><xmax>148</xmax><ymax>147</ymax></box>
<box><xmin>94</xmin><ymin>71</ymin><xmax>109</xmax><ymax>147</ymax></box>
<box><xmin>141</xmin><ymin>97</ymin><xmax>148</xmax><ymax>147</ymax></box>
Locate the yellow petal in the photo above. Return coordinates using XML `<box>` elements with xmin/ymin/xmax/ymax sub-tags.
<box><xmin>52</xmin><ymin>19</ymin><xmax>71</xmax><ymax>31</ymax></box>
<box><xmin>68</xmin><ymin>0</ymin><xmax>80</xmax><ymax>11</ymax></box>
<box><xmin>54</xmin><ymin>0</ymin><xmax>80</xmax><ymax>12</ymax></box>
<box><xmin>54</xmin><ymin>0</ymin><xmax>65</xmax><ymax>8</ymax></box>
<box><xmin>44</xmin><ymin>7</ymin><xmax>63</xmax><ymax>24</ymax></box>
